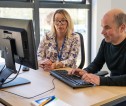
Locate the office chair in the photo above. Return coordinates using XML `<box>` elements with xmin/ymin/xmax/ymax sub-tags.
<box><xmin>76</xmin><ymin>32</ymin><xmax>108</xmax><ymax>76</ymax></box>
<box><xmin>76</xmin><ymin>32</ymin><xmax>85</xmax><ymax>69</ymax></box>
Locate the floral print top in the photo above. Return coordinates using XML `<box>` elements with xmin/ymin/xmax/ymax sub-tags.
<box><xmin>37</xmin><ymin>33</ymin><xmax>80</xmax><ymax>68</ymax></box>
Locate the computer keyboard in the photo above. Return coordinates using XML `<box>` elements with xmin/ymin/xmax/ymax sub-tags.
<box><xmin>50</xmin><ymin>70</ymin><xmax>93</xmax><ymax>88</ymax></box>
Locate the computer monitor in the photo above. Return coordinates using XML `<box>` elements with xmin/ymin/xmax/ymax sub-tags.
<box><xmin>0</xmin><ymin>18</ymin><xmax>38</xmax><ymax>89</ymax></box>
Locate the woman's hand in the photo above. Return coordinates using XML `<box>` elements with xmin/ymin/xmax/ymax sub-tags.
<box><xmin>38</xmin><ymin>59</ymin><xmax>65</xmax><ymax>71</ymax></box>
<box><xmin>38</xmin><ymin>59</ymin><xmax>52</xmax><ymax>71</ymax></box>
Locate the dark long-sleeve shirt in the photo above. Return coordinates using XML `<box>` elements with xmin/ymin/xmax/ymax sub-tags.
<box><xmin>84</xmin><ymin>39</ymin><xmax>126</xmax><ymax>86</ymax></box>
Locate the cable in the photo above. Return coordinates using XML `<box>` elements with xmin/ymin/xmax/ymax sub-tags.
<box><xmin>1</xmin><ymin>78</ymin><xmax>56</xmax><ymax>99</ymax></box>
<box><xmin>2</xmin><ymin>66</ymin><xmax>27</xmax><ymax>80</ymax></box>
<box><xmin>7</xmin><ymin>71</ymin><xmax>28</xmax><ymax>79</ymax></box>
<box><xmin>0</xmin><ymin>57</ymin><xmax>23</xmax><ymax>85</ymax></box>
<box><xmin>2</xmin><ymin>65</ymin><xmax>21</xmax><ymax>85</ymax></box>
<box><xmin>0</xmin><ymin>65</ymin><xmax>5</xmax><ymax>74</ymax></box>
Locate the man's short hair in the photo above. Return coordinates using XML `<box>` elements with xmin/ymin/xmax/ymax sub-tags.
<box><xmin>114</xmin><ymin>13</ymin><xmax>126</xmax><ymax>27</ymax></box>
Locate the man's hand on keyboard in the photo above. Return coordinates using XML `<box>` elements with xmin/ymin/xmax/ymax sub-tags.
<box><xmin>68</xmin><ymin>69</ymin><xmax>100</xmax><ymax>85</ymax></box>
<box><xmin>68</xmin><ymin>68</ymin><xmax>87</xmax><ymax>77</ymax></box>
<box><xmin>82</xmin><ymin>73</ymin><xmax>100</xmax><ymax>85</ymax></box>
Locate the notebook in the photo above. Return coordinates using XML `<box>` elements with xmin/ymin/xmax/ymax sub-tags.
<box><xmin>31</xmin><ymin>95</ymin><xmax>71</xmax><ymax>106</ymax></box>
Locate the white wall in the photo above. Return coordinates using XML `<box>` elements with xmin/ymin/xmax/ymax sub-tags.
<box><xmin>111</xmin><ymin>0</ymin><xmax>126</xmax><ymax>11</ymax></box>
<box><xmin>91</xmin><ymin>0</ymin><xmax>111</xmax><ymax>71</ymax></box>
<box><xmin>91</xmin><ymin>0</ymin><xmax>111</xmax><ymax>60</ymax></box>
<box><xmin>91</xmin><ymin>0</ymin><xmax>126</xmax><ymax>71</ymax></box>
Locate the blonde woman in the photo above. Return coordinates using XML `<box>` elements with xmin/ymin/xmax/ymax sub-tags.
<box><xmin>37</xmin><ymin>9</ymin><xmax>80</xmax><ymax>71</ymax></box>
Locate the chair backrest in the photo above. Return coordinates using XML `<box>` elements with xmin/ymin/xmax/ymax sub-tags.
<box><xmin>75</xmin><ymin>32</ymin><xmax>85</xmax><ymax>69</ymax></box>
<box><xmin>75</xmin><ymin>32</ymin><xmax>109</xmax><ymax>76</ymax></box>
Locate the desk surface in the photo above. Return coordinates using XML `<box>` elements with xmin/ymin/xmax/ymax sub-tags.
<box><xmin>0</xmin><ymin>67</ymin><xmax>126</xmax><ymax>106</ymax></box>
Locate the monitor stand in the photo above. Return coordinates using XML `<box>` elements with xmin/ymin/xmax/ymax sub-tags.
<box><xmin>0</xmin><ymin>67</ymin><xmax>30</xmax><ymax>89</ymax></box>
<box><xmin>0</xmin><ymin>38</ymin><xmax>31</xmax><ymax>89</ymax></box>
<box><xmin>0</xmin><ymin>77</ymin><xmax>30</xmax><ymax>89</ymax></box>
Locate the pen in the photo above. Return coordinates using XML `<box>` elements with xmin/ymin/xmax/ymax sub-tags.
<box><xmin>39</xmin><ymin>96</ymin><xmax>55</xmax><ymax>106</ymax></box>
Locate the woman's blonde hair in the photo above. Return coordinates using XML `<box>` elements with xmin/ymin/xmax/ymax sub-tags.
<box><xmin>50</xmin><ymin>9</ymin><xmax>74</xmax><ymax>37</ymax></box>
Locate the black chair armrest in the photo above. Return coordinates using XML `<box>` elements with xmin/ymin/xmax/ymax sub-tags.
<box><xmin>95</xmin><ymin>71</ymin><xmax>108</xmax><ymax>76</ymax></box>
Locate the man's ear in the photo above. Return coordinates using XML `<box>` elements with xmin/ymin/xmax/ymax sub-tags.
<box><xmin>119</xmin><ymin>24</ymin><xmax>126</xmax><ymax>33</ymax></box>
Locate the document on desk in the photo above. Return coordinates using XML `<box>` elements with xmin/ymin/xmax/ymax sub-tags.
<box><xmin>31</xmin><ymin>95</ymin><xmax>71</xmax><ymax>106</ymax></box>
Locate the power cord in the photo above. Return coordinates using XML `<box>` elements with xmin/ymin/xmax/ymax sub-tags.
<box><xmin>3</xmin><ymin>66</ymin><xmax>28</xmax><ymax>80</ymax></box>
<box><xmin>1</xmin><ymin>78</ymin><xmax>56</xmax><ymax>99</ymax></box>
<box><xmin>3</xmin><ymin>65</ymin><xmax>21</xmax><ymax>85</ymax></box>
<box><xmin>0</xmin><ymin>65</ymin><xmax>5</xmax><ymax>74</ymax></box>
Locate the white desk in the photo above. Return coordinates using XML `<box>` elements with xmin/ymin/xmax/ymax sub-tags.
<box><xmin>0</xmin><ymin>68</ymin><xmax>126</xmax><ymax>106</ymax></box>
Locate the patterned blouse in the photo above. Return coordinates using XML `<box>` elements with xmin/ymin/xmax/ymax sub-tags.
<box><xmin>37</xmin><ymin>33</ymin><xmax>80</xmax><ymax>68</ymax></box>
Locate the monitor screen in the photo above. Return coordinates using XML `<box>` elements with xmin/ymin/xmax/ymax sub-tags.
<box><xmin>0</xmin><ymin>18</ymin><xmax>38</xmax><ymax>88</ymax></box>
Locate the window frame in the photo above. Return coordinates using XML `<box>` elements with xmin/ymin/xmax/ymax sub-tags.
<box><xmin>39</xmin><ymin>0</ymin><xmax>86</xmax><ymax>4</ymax></box>
<box><xmin>0</xmin><ymin>0</ymin><xmax>92</xmax><ymax>64</ymax></box>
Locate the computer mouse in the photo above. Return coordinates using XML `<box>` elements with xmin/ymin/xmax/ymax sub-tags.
<box><xmin>22</xmin><ymin>66</ymin><xmax>29</xmax><ymax>71</ymax></box>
